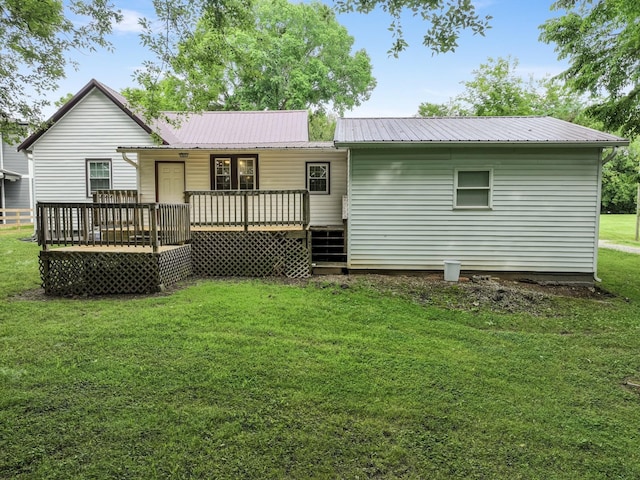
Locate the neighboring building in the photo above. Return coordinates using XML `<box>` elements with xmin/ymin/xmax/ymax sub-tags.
<box><xmin>1</xmin><ymin>131</ymin><xmax>32</xmax><ymax>225</ymax></box>
<box><xmin>334</xmin><ymin>116</ymin><xmax>628</xmax><ymax>280</ymax></box>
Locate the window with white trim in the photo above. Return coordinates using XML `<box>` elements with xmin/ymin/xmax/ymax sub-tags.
<box><xmin>211</xmin><ymin>155</ymin><xmax>258</xmax><ymax>190</ymax></box>
<box><xmin>454</xmin><ymin>169</ymin><xmax>492</xmax><ymax>208</ymax></box>
<box><xmin>86</xmin><ymin>159</ymin><xmax>111</xmax><ymax>196</ymax></box>
<box><xmin>306</xmin><ymin>162</ymin><xmax>329</xmax><ymax>194</ymax></box>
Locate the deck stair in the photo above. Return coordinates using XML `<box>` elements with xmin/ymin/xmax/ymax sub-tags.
<box><xmin>311</xmin><ymin>227</ymin><xmax>346</xmax><ymax>264</ymax></box>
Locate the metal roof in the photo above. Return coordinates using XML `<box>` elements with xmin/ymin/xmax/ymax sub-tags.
<box><xmin>18</xmin><ymin>79</ymin><xmax>310</xmax><ymax>151</ymax></box>
<box><xmin>118</xmin><ymin>141</ymin><xmax>336</xmax><ymax>151</ymax></box>
<box><xmin>157</xmin><ymin>111</ymin><xmax>309</xmax><ymax>145</ymax></box>
<box><xmin>334</xmin><ymin>116</ymin><xmax>629</xmax><ymax>147</ymax></box>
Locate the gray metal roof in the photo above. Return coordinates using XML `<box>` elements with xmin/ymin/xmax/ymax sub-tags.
<box><xmin>334</xmin><ymin>116</ymin><xmax>629</xmax><ymax>147</ymax></box>
<box><xmin>157</xmin><ymin>110</ymin><xmax>309</xmax><ymax>145</ymax></box>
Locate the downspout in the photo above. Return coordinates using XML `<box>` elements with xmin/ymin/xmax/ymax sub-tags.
<box><xmin>594</xmin><ymin>147</ymin><xmax>618</xmax><ymax>282</ymax></box>
<box><xmin>121</xmin><ymin>152</ymin><xmax>139</xmax><ymax>169</ymax></box>
<box><xmin>121</xmin><ymin>152</ymin><xmax>142</xmax><ymax>199</ymax></box>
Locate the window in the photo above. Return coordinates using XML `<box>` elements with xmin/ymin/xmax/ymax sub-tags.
<box><xmin>211</xmin><ymin>155</ymin><xmax>258</xmax><ymax>190</ymax></box>
<box><xmin>86</xmin><ymin>159</ymin><xmax>111</xmax><ymax>196</ymax></box>
<box><xmin>454</xmin><ymin>169</ymin><xmax>492</xmax><ymax>208</ymax></box>
<box><xmin>306</xmin><ymin>162</ymin><xmax>330</xmax><ymax>194</ymax></box>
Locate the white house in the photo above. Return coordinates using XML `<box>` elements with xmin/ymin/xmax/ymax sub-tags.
<box><xmin>26</xmin><ymin>79</ymin><xmax>630</xmax><ymax>288</ymax></box>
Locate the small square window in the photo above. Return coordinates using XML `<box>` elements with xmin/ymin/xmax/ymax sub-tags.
<box><xmin>454</xmin><ymin>169</ymin><xmax>492</xmax><ymax>209</ymax></box>
<box><xmin>307</xmin><ymin>162</ymin><xmax>330</xmax><ymax>194</ymax></box>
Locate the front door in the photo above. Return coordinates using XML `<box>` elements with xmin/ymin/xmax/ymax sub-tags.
<box><xmin>156</xmin><ymin>162</ymin><xmax>185</xmax><ymax>203</ymax></box>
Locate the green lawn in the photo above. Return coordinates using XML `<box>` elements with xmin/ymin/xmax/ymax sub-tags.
<box><xmin>1</xmin><ymin>228</ymin><xmax>640</xmax><ymax>479</ymax></box>
<box><xmin>599</xmin><ymin>213</ymin><xmax>640</xmax><ymax>246</ymax></box>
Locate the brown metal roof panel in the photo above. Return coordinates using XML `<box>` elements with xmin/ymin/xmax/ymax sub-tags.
<box><xmin>118</xmin><ymin>141</ymin><xmax>337</xmax><ymax>150</ymax></box>
<box><xmin>159</xmin><ymin>110</ymin><xmax>309</xmax><ymax>144</ymax></box>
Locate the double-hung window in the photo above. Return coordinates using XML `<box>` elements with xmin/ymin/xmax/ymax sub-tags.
<box><xmin>211</xmin><ymin>155</ymin><xmax>257</xmax><ymax>190</ymax></box>
<box><xmin>306</xmin><ymin>162</ymin><xmax>330</xmax><ymax>194</ymax></box>
<box><xmin>454</xmin><ymin>169</ymin><xmax>492</xmax><ymax>209</ymax></box>
<box><xmin>86</xmin><ymin>159</ymin><xmax>112</xmax><ymax>196</ymax></box>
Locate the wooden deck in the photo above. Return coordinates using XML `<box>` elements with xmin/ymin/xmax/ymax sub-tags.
<box><xmin>51</xmin><ymin>244</ymin><xmax>185</xmax><ymax>253</ymax></box>
<box><xmin>192</xmin><ymin>224</ymin><xmax>306</xmax><ymax>232</ymax></box>
<box><xmin>36</xmin><ymin>192</ymin><xmax>314</xmax><ymax>294</ymax></box>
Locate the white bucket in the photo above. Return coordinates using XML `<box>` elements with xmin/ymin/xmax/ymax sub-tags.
<box><xmin>443</xmin><ymin>260</ymin><xmax>461</xmax><ymax>282</ymax></box>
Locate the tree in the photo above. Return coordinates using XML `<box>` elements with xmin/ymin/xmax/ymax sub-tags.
<box><xmin>540</xmin><ymin>0</ymin><xmax>640</xmax><ymax>138</ymax></box>
<box><xmin>129</xmin><ymin>0</ymin><xmax>376</xmax><ymax>116</ymax></box>
<box><xmin>0</xmin><ymin>0</ymin><xmax>122</xmax><ymax>139</ymax></box>
<box><xmin>54</xmin><ymin>93</ymin><xmax>75</xmax><ymax>109</ymax></box>
<box><xmin>417</xmin><ymin>56</ymin><xmax>590</xmax><ymax>122</ymax></box>
<box><xmin>601</xmin><ymin>140</ymin><xmax>640</xmax><ymax>213</ymax></box>
<box><xmin>130</xmin><ymin>0</ymin><xmax>491</xmax><ymax>121</ymax></box>
<box><xmin>334</xmin><ymin>0</ymin><xmax>491</xmax><ymax>56</ymax></box>
<box><xmin>309</xmin><ymin>112</ymin><xmax>338</xmax><ymax>141</ymax></box>
<box><xmin>192</xmin><ymin>0</ymin><xmax>372</xmax><ymax>113</ymax></box>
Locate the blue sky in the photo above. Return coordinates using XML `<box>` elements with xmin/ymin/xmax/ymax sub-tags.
<box><xmin>49</xmin><ymin>0</ymin><xmax>566</xmax><ymax>118</ymax></box>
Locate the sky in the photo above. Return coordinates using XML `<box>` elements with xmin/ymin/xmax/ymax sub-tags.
<box><xmin>46</xmin><ymin>0</ymin><xmax>567</xmax><ymax>119</ymax></box>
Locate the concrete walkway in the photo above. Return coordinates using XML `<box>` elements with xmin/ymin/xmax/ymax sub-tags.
<box><xmin>599</xmin><ymin>240</ymin><xmax>640</xmax><ymax>255</ymax></box>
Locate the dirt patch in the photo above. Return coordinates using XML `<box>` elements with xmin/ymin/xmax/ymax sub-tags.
<box><xmin>302</xmin><ymin>274</ymin><xmax>616</xmax><ymax>316</ymax></box>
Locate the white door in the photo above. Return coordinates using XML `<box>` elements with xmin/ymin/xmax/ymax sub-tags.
<box><xmin>157</xmin><ymin>162</ymin><xmax>185</xmax><ymax>203</ymax></box>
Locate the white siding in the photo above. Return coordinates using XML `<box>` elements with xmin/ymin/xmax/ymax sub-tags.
<box><xmin>138</xmin><ymin>148</ymin><xmax>347</xmax><ymax>226</ymax></box>
<box><xmin>348</xmin><ymin>147</ymin><xmax>601</xmax><ymax>274</ymax></box>
<box><xmin>31</xmin><ymin>89</ymin><xmax>155</xmax><ymax>202</ymax></box>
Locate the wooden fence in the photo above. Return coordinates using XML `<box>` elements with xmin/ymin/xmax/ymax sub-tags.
<box><xmin>0</xmin><ymin>208</ymin><xmax>34</xmax><ymax>228</ymax></box>
<box><xmin>185</xmin><ymin>190</ymin><xmax>310</xmax><ymax>230</ymax></box>
<box><xmin>37</xmin><ymin>202</ymin><xmax>190</xmax><ymax>252</ymax></box>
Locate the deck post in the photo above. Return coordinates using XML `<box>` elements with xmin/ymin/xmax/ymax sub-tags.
<box><xmin>303</xmin><ymin>191</ymin><xmax>310</xmax><ymax>229</ymax></box>
<box><xmin>37</xmin><ymin>204</ymin><xmax>49</xmax><ymax>251</ymax></box>
<box><xmin>151</xmin><ymin>204</ymin><xmax>159</xmax><ymax>253</ymax></box>
<box><xmin>243</xmin><ymin>193</ymin><xmax>249</xmax><ymax>232</ymax></box>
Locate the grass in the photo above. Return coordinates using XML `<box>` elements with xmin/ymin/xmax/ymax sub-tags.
<box><xmin>1</xmin><ymin>228</ymin><xmax>640</xmax><ymax>478</ymax></box>
<box><xmin>599</xmin><ymin>213</ymin><xmax>640</xmax><ymax>246</ymax></box>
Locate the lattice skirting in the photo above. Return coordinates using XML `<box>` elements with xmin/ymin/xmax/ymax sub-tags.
<box><xmin>40</xmin><ymin>246</ymin><xmax>192</xmax><ymax>296</ymax></box>
<box><xmin>192</xmin><ymin>231</ymin><xmax>311</xmax><ymax>278</ymax></box>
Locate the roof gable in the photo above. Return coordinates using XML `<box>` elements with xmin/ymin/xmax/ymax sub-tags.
<box><xmin>18</xmin><ymin>79</ymin><xmax>165</xmax><ymax>151</ymax></box>
<box><xmin>334</xmin><ymin>116</ymin><xmax>629</xmax><ymax>147</ymax></box>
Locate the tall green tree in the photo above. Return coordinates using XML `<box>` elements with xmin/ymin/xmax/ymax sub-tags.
<box><xmin>131</xmin><ymin>0</ymin><xmax>491</xmax><ymax>121</ymax></box>
<box><xmin>0</xmin><ymin>0</ymin><xmax>122</xmax><ymax>139</ymax></box>
<box><xmin>137</xmin><ymin>0</ymin><xmax>376</xmax><ymax>115</ymax></box>
<box><xmin>417</xmin><ymin>56</ymin><xmax>589</xmax><ymax>122</ymax></box>
<box><xmin>540</xmin><ymin>0</ymin><xmax>640</xmax><ymax>138</ymax></box>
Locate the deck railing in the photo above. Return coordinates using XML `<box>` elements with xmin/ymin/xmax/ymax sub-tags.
<box><xmin>37</xmin><ymin>202</ymin><xmax>190</xmax><ymax>253</ymax></box>
<box><xmin>92</xmin><ymin>189</ymin><xmax>139</xmax><ymax>203</ymax></box>
<box><xmin>185</xmin><ymin>190</ymin><xmax>310</xmax><ymax>230</ymax></box>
